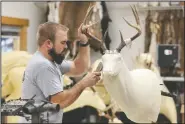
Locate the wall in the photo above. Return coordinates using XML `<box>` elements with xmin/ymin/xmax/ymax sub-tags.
<box><xmin>2</xmin><ymin>2</ymin><xmax>47</xmax><ymax>53</ymax></box>
<box><xmin>91</xmin><ymin>2</ymin><xmax>147</xmax><ymax>70</ymax></box>
<box><xmin>2</xmin><ymin>2</ymin><xmax>147</xmax><ymax>69</ymax></box>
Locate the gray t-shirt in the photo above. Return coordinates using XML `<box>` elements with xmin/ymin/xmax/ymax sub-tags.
<box><xmin>19</xmin><ymin>51</ymin><xmax>72</xmax><ymax>123</ymax></box>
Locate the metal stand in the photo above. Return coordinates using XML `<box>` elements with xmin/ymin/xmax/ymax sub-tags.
<box><xmin>32</xmin><ymin>113</ymin><xmax>41</xmax><ymax>123</ymax></box>
<box><xmin>1</xmin><ymin>97</ymin><xmax>60</xmax><ymax>124</ymax></box>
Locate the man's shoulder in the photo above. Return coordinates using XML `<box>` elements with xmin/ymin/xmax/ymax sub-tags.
<box><xmin>28</xmin><ymin>52</ymin><xmax>53</xmax><ymax>69</ymax></box>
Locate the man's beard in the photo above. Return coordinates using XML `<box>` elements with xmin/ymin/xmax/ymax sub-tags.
<box><xmin>48</xmin><ymin>47</ymin><xmax>66</xmax><ymax>64</ymax></box>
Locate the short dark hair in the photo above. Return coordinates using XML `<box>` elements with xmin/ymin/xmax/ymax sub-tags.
<box><xmin>36</xmin><ymin>22</ymin><xmax>69</xmax><ymax>46</ymax></box>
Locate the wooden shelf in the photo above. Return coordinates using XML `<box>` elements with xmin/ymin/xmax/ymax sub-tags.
<box><xmin>162</xmin><ymin>76</ymin><xmax>184</xmax><ymax>82</ymax></box>
<box><xmin>137</xmin><ymin>5</ymin><xmax>184</xmax><ymax>11</ymax></box>
<box><xmin>1</xmin><ymin>16</ymin><xmax>29</xmax><ymax>51</ymax></box>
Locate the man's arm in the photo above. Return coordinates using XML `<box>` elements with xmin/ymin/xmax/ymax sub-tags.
<box><xmin>50</xmin><ymin>72</ymin><xmax>101</xmax><ymax>109</ymax></box>
<box><xmin>66</xmin><ymin>43</ymin><xmax>90</xmax><ymax>76</ymax></box>
<box><xmin>36</xmin><ymin>62</ymin><xmax>101</xmax><ymax>109</ymax></box>
<box><xmin>65</xmin><ymin>24</ymin><xmax>90</xmax><ymax>76</ymax></box>
<box><xmin>50</xmin><ymin>80</ymin><xmax>85</xmax><ymax>109</ymax></box>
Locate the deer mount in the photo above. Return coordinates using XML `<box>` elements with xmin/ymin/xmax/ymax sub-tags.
<box><xmin>81</xmin><ymin>5</ymin><xmax>163</xmax><ymax>123</ymax></box>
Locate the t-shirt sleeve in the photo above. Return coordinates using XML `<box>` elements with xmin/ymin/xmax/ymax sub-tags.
<box><xmin>36</xmin><ymin>65</ymin><xmax>63</xmax><ymax>98</ymax></box>
<box><xmin>59</xmin><ymin>60</ymin><xmax>73</xmax><ymax>74</ymax></box>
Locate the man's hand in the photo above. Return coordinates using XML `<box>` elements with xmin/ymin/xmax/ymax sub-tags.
<box><xmin>78</xmin><ymin>22</ymin><xmax>94</xmax><ymax>43</ymax></box>
<box><xmin>81</xmin><ymin>72</ymin><xmax>101</xmax><ymax>88</ymax></box>
<box><xmin>78</xmin><ymin>23</ymin><xmax>89</xmax><ymax>42</ymax></box>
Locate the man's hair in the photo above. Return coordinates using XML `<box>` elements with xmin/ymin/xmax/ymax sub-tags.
<box><xmin>36</xmin><ymin>22</ymin><xmax>69</xmax><ymax>46</ymax></box>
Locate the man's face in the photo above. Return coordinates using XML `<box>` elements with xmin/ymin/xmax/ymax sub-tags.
<box><xmin>53</xmin><ymin>29</ymin><xmax>68</xmax><ymax>54</ymax></box>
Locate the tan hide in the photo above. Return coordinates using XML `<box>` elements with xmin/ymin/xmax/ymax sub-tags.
<box><xmin>59</xmin><ymin>2</ymin><xmax>103</xmax><ymax>52</ymax></box>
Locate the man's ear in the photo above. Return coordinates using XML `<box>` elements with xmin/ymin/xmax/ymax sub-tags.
<box><xmin>46</xmin><ymin>39</ymin><xmax>53</xmax><ymax>49</ymax></box>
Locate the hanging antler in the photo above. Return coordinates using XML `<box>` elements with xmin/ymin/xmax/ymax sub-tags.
<box><xmin>80</xmin><ymin>5</ymin><xmax>108</xmax><ymax>54</ymax></box>
<box><xmin>116</xmin><ymin>5</ymin><xmax>142</xmax><ymax>53</ymax></box>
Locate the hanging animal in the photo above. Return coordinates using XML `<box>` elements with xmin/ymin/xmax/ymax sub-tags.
<box><xmin>58</xmin><ymin>2</ymin><xmax>104</xmax><ymax>59</ymax></box>
<box><xmin>145</xmin><ymin>9</ymin><xmax>184</xmax><ymax>73</ymax></box>
<box><xmin>144</xmin><ymin>10</ymin><xmax>152</xmax><ymax>53</ymax></box>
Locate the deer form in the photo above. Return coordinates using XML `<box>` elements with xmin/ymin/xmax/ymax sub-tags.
<box><xmin>81</xmin><ymin>5</ymin><xmax>162</xmax><ymax>123</ymax></box>
<box><xmin>135</xmin><ymin>53</ymin><xmax>177</xmax><ymax>123</ymax></box>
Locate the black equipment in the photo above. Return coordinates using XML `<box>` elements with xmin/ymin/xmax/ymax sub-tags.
<box><xmin>157</xmin><ymin>44</ymin><xmax>180</xmax><ymax>68</ymax></box>
<box><xmin>1</xmin><ymin>95</ymin><xmax>60</xmax><ymax>123</ymax></box>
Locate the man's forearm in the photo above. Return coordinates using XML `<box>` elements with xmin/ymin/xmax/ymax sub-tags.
<box><xmin>74</xmin><ymin>44</ymin><xmax>90</xmax><ymax>73</ymax></box>
<box><xmin>59</xmin><ymin>81</ymin><xmax>85</xmax><ymax>109</ymax></box>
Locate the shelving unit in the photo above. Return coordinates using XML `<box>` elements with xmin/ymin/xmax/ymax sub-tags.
<box><xmin>136</xmin><ymin>4</ymin><xmax>184</xmax><ymax>17</ymax></box>
<box><xmin>137</xmin><ymin>5</ymin><xmax>184</xmax><ymax>11</ymax></box>
<box><xmin>162</xmin><ymin>76</ymin><xmax>184</xmax><ymax>82</ymax></box>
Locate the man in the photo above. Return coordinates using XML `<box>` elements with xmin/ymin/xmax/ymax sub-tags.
<box><xmin>20</xmin><ymin>22</ymin><xmax>101</xmax><ymax>123</ymax></box>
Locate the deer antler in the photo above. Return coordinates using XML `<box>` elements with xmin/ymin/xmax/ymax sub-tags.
<box><xmin>116</xmin><ymin>5</ymin><xmax>141</xmax><ymax>53</ymax></box>
<box><xmin>81</xmin><ymin>5</ymin><xmax>108</xmax><ymax>54</ymax></box>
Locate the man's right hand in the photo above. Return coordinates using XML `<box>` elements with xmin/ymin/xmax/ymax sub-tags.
<box><xmin>81</xmin><ymin>72</ymin><xmax>101</xmax><ymax>88</ymax></box>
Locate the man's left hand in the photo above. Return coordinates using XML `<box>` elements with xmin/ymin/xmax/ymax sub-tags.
<box><xmin>77</xmin><ymin>23</ymin><xmax>93</xmax><ymax>43</ymax></box>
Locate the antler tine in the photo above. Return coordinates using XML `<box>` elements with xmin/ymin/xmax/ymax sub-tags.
<box><xmin>81</xmin><ymin>4</ymin><xmax>101</xmax><ymax>41</ymax></box>
<box><xmin>100</xmin><ymin>28</ymin><xmax>109</xmax><ymax>52</ymax></box>
<box><xmin>81</xmin><ymin>4</ymin><xmax>108</xmax><ymax>53</ymax></box>
<box><xmin>116</xmin><ymin>30</ymin><xmax>126</xmax><ymax>53</ymax></box>
<box><xmin>103</xmin><ymin>28</ymin><xmax>109</xmax><ymax>41</ymax></box>
<box><xmin>133</xmin><ymin>5</ymin><xmax>140</xmax><ymax>25</ymax></box>
<box><xmin>81</xmin><ymin>4</ymin><xmax>96</xmax><ymax>34</ymax></box>
<box><xmin>130</xmin><ymin>5</ymin><xmax>140</xmax><ymax>26</ymax></box>
<box><xmin>82</xmin><ymin>4</ymin><xmax>94</xmax><ymax>24</ymax></box>
<box><xmin>116</xmin><ymin>5</ymin><xmax>142</xmax><ymax>52</ymax></box>
<box><xmin>122</xmin><ymin>5</ymin><xmax>141</xmax><ymax>40</ymax></box>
